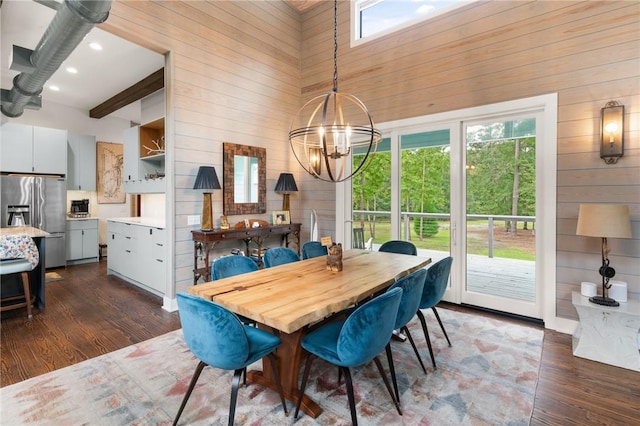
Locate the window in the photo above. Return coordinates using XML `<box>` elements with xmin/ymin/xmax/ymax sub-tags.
<box><xmin>352</xmin><ymin>0</ymin><xmax>473</xmax><ymax>43</ymax></box>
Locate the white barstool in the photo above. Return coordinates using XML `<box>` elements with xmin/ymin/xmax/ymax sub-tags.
<box><xmin>0</xmin><ymin>235</ymin><xmax>40</xmax><ymax>319</ymax></box>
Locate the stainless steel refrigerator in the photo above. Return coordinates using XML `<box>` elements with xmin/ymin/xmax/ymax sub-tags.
<box><xmin>1</xmin><ymin>175</ymin><xmax>67</xmax><ymax>268</ymax></box>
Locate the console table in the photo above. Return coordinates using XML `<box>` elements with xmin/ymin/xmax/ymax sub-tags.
<box><xmin>191</xmin><ymin>223</ymin><xmax>301</xmax><ymax>284</ymax></box>
<box><xmin>572</xmin><ymin>291</ymin><xmax>640</xmax><ymax>372</ymax></box>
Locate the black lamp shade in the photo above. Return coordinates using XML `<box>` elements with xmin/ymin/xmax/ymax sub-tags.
<box><xmin>193</xmin><ymin>166</ymin><xmax>221</xmax><ymax>191</ymax></box>
<box><xmin>275</xmin><ymin>173</ymin><xmax>298</xmax><ymax>193</ymax></box>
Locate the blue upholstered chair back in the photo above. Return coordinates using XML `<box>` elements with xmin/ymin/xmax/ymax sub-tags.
<box><xmin>211</xmin><ymin>255</ymin><xmax>259</xmax><ymax>280</ymax></box>
<box><xmin>301</xmin><ymin>241</ymin><xmax>327</xmax><ymax>259</ymax></box>
<box><xmin>337</xmin><ymin>287</ymin><xmax>402</xmax><ymax>366</ymax></box>
<box><xmin>263</xmin><ymin>247</ymin><xmax>300</xmax><ymax>268</ymax></box>
<box><xmin>388</xmin><ymin>269</ymin><xmax>427</xmax><ymax>329</ymax></box>
<box><xmin>419</xmin><ymin>256</ymin><xmax>453</xmax><ymax>309</ymax></box>
<box><xmin>177</xmin><ymin>293</ymin><xmax>250</xmax><ymax>370</ymax></box>
<box><xmin>379</xmin><ymin>240</ymin><xmax>417</xmax><ymax>256</ymax></box>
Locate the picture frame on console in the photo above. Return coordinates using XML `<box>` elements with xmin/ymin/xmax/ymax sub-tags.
<box><xmin>272</xmin><ymin>210</ymin><xmax>290</xmax><ymax>225</ymax></box>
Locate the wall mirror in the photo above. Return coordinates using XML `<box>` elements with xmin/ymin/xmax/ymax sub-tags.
<box><xmin>223</xmin><ymin>142</ymin><xmax>266</xmax><ymax>215</ymax></box>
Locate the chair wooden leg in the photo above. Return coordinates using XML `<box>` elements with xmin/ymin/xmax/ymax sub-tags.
<box><xmin>432</xmin><ymin>307</ymin><xmax>452</xmax><ymax>347</ymax></box>
<box><xmin>402</xmin><ymin>325</ymin><xmax>427</xmax><ymax>374</ymax></box>
<box><xmin>294</xmin><ymin>354</ymin><xmax>315</xmax><ymax>419</ymax></box>
<box><xmin>342</xmin><ymin>367</ymin><xmax>359</xmax><ymax>426</ymax></box>
<box><xmin>373</xmin><ymin>356</ymin><xmax>402</xmax><ymax>416</ymax></box>
<box><xmin>385</xmin><ymin>343</ymin><xmax>400</xmax><ymax>403</ymax></box>
<box><xmin>229</xmin><ymin>369</ymin><xmax>243</xmax><ymax>426</ymax></box>
<box><xmin>416</xmin><ymin>310</ymin><xmax>437</xmax><ymax>369</ymax></box>
<box><xmin>21</xmin><ymin>271</ymin><xmax>32</xmax><ymax>319</ymax></box>
<box><xmin>173</xmin><ymin>360</ymin><xmax>206</xmax><ymax>426</ymax></box>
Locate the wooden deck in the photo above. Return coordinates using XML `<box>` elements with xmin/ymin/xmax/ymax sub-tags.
<box><xmin>376</xmin><ymin>246</ymin><xmax>536</xmax><ymax>303</ymax></box>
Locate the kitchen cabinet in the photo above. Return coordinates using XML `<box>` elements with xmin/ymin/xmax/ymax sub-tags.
<box><xmin>107</xmin><ymin>219</ymin><xmax>166</xmax><ymax>296</ymax></box>
<box><xmin>66</xmin><ymin>219</ymin><xmax>99</xmax><ymax>263</ymax></box>
<box><xmin>123</xmin><ymin>118</ymin><xmax>165</xmax><ymax>194</ymax></box>
<box><xmin>1</xmin><ymin>123</ymin><xmax>67</xmax><ymax>175</ymax></box>
<box><xmin>67</xmin><ymin>133</ymin><xmax>96</xmax><ymax>191</ymax></box>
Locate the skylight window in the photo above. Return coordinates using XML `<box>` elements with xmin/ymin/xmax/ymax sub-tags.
<box><xmin>352</xmin><ymin>0</ymin><xmax>472</xmax><ymax>43</ymax></box>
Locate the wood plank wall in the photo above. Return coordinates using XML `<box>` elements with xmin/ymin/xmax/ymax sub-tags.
<box><xmin>299</xmin><ymin>1</ymin><xmax>639</xmax><ymax>320</ymax></box>
<box><xmin>101</xmin><ymin>0</ymin><xmax>303</xmax><ymax>295</ymax></box>
<box><xmin>101</xmin><ymin>0</ymin><xmax>638</xmax><ymax>320</ymax></box>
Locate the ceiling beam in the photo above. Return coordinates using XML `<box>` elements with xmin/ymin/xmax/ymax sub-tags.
<box><xmin>89</xmin><ymin>68</ymin><xmax>164</xmax><ymax>119</ymax></box>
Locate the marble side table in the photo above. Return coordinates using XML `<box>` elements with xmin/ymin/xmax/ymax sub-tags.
<box><xmin>572</xmin><ymin>291</ymin><xmax>640</xmax><ymax>371</ymax></box>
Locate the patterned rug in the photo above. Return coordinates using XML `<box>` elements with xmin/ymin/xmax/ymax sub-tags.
<box><xmin>0</xmin><ymin>308</ymin><xmax>543</xmax><ymax>425</ymax></box>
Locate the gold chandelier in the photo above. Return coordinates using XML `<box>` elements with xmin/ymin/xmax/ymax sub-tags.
<box><xmin>289</xmin><ymin>0</ymin><xmax>381</xmax><ymax>183</ymax></box>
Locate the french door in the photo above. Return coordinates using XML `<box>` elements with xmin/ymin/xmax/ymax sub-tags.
<box><xmin>343</xmin><ymin>95</ymin><xmax>557</xmax><ymax>320</ymax></box>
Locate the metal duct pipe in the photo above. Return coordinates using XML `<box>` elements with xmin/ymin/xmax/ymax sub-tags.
<box><xmin>1</xmin><ymin>0</ymin><xmax>111</xmax><ymax>117</ymax></box>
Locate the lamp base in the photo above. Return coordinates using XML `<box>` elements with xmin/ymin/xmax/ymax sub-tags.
<box><xmin>588</xmin><ymin>295</ymin><xmax>620</xmax><ymax>307</ymax></box>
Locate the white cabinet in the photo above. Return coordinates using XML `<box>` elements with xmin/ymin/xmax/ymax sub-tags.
<box><xmin>123</xmin><ymin>126</ymin><xmax>139</xmax><ymax>184</ymax></box>
<box><xmin>0</xmin><ymin>122</ymin><xmax>32</xmax><ymax>172</ymax></box>
<box><xmin>123</xmin><ymin>118</ymin><xmax>165</xmax><ymax>194</ymax></box>
<box><xmin>0</xmin><ymin>123</ymin><xmax>67</xmax><ymax>175</ymax></box>
<box><xmin>67</xmin><ymin>133</ymin><xmax>96</xmax><ymax>191</ymax></box>
<box><xmin>66</xmin><ymin>219</ymin><xmax>99</xmax><ymax>263</ymax></box>
<box><xmin>107</xmin><ymin>220</ymin><xmax>166</xmax><ymax>296</ymax></box>
<box><xmin>140</xmin><ymin>226</ymin><xmax>166</xmax><ymax>294</ymax></box>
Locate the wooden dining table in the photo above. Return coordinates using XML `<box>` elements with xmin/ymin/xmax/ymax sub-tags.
<box><xmin>187</xmin><ymin>248</ymin><xmax>431</xmax><ymax>418</ymax></box>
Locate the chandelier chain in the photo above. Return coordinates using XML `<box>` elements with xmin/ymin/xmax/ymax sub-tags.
<box><xmin>333</xmin><ymin>0</ymin><xmax>338</xmax><ymax>92</ymax></box>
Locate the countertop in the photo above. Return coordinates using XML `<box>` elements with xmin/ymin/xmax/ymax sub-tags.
<box><xmin>107</xmin><ymin>217</ymin><xmax>165</xmax><ymax>228</ymax></box>
<box><xmin>66</xmin><ymin>216</ymin><xmax>99</xmax><ymax>221</ymax></box>
<box><xmin>0</xmin><ymin>226</ymin><xmax>50</xmax><ymax>238</ymax></box>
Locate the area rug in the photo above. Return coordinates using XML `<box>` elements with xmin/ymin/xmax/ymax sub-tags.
<box><xmin>0</xmin><ymin>308</ymin><xmax>543</xmax><ymax>425</ymax></box>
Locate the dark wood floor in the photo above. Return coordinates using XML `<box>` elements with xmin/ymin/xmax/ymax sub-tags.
<box><xmin>1</xmin><ymin>261</ymin><xmax>639</xmax><ymax>425</ymax></box>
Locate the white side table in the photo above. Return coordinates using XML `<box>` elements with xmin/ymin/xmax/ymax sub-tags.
<box><xmin>572</xmin><ymin>291</ymin><xmax>640</xmax><ymax>371</ymax></box>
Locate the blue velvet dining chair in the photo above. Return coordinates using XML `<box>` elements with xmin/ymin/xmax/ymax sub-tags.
<box><xmin>416</xmin><ymin>256</ymin><xmax>453</xmax><ymax>369</ymax></box>
<box><xmin>294</xmin><ymin>287</ymin><xmax>404</xmax><ymax>425</ymax></box>
<box><xmin>211</xmin><ymin>255</ymin><xmax>259</xmax><ymax>280</ymax></box>
<box><xmin>301</xmin><ymin>241</ymin><xmax>327</xmax><ymax>259</ymax></box>
<box><xmin>385</xmin><ymin>268</ymin><xmax>427</xmax><ymax>402</ymax></box>
<box><xmin>378</xmin><ymin>240</ymin><xmax>417</xmax><ymax>256</ymax></box>
<box><xmin>263</xmin><ymin>247</ymin><xmax>300</xmax><ymax>268</ymax></box>
<box><xmin>211</xmin><ymin>255</ymin><xmax>259</xmax><ymax>326</ymax></box>
<box><xmin>174</xmin><ymin>293</ymin><xmax>288</xmax><ymax>426</ymax></box>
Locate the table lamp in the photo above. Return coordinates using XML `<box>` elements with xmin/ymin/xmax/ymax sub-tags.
<box><xmin>275</xmin><ymin>173</ymin><xmax>298</xmax><ymax>211</ymax></box>
<box><xmin>193</xmin><ymin>166</ymin><xmax>221</xmax><ymax>231</ymax></box>
<box><xmin>576</xmin><ymin>204</ymin><xmax>632</xmax><ymax>306</ymax></box>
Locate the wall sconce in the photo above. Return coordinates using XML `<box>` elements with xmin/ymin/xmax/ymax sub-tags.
<box><xmin>193</xmin><ymin>166</ymin><xmax>221</xmax><ymax>231</ymax></box>
<box><xmin>600</xmin><ymin>101</ymin><xmax>624</xmax><ymax>164</ymax></box>
<box><xmin>274</xmin><ymin>173</ymin><xmax>298</xmax><ymax>211</ymax></box>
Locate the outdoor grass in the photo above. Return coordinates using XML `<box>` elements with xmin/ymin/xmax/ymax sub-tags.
<box><xmin>360</xmin><ymin>220</ymin><xmax>535</xmax><ymax>261</ymax></box>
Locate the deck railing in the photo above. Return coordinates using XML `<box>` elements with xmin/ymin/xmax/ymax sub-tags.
<box><xmin>352</xmin><ymin>210</ymin><xmax>536</xmax><ymax>258</ymax></box>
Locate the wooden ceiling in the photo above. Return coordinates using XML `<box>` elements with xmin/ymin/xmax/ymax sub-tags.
<box><xmin>288</xmin><ymin>0</ymin><xmax>323</xmax><ymax>12</ymax></box>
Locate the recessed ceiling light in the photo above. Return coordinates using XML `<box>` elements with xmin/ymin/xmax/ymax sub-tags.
<box><xmin>49</xmin><ymin>85</ymin><xmax>60</xmax><ymax>91</ymax></box>
<box><xmin>89</xmin><ymin>42</ymin><xmax>103</xmax><ymax>51</ymax></box>
<box><xmin>66</xmin><ymin>67</ymin><xmax>78</xmax><ymax>74</ymax></box>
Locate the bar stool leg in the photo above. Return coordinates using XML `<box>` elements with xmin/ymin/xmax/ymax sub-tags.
<box><xmin>21</xmin><ymin>271</ymin><xmax>33</xmax><ymax>319</ymax></box>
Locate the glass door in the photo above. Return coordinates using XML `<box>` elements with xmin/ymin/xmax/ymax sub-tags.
<box><xmin>346</xmin><ymin>95</ymin><xmax>556</xmax><ymax>322</ymax></box>
<box><xmin>460</xmin><ymin>114</ymin><xmax>540</xmax><ymax>318</ymax></box>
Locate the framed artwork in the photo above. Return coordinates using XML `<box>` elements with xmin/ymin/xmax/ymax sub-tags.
<box><xmin>272</xmin><ymin>210</ymin><xmax>290</xmax><ymax>225</ymax></box>
<box><xmin>96</xmin><ymin>142</ymin><xmax>125</xmax><ymax>204</ymax></box>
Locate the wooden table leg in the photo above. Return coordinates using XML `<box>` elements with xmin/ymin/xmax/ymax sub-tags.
<box><xmin>246</xmin><ymin>325</ymin><xmax>322</xmax><ymax>418</ymax></box>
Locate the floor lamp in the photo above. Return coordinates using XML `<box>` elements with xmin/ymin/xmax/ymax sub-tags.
<box><xmin>576</xmin><ymin>204</ymin><xmax>632</xmax><ymax>306</ymax></box>
<box><xmin>193</xmin><ymin>166</ymin><xmax>221</xmax><ymax>231</ymax></box>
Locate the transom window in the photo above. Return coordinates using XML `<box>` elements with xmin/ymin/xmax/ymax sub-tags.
<box><xmin>352</xmin><ymin>0</ymin><xmax>473</xmax><ymax>43</ymax></box>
